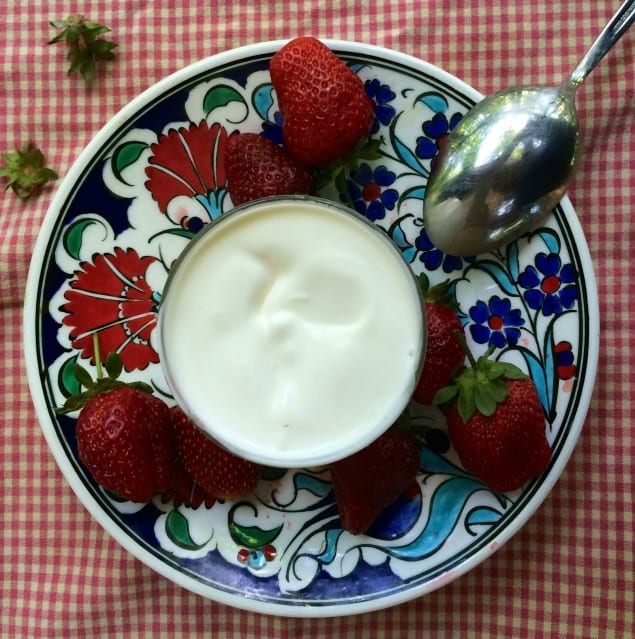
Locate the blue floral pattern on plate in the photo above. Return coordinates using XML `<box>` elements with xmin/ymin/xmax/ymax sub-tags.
<box><xmin>24</xmin><ymin>41</ymin><xmax>598</xmax><ymax>616</ymax></box>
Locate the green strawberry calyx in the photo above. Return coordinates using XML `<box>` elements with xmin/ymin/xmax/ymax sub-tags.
<box><xmin>314</xmin><ymin>136</ymin><xmax>383</xmax><ymax>207</ymax></box>
<box><xmin>56</xmin><ymin>334</ymin><xmax>153</xmax><ymax>414</ymax></box>
<box><xmin>416</xmin><ymin>273</ymin><xmax>459</xmax><ymax>309</ymax></box>
<box><xmin>433</xmin><ymin>332</ymin><xmax>528</xmax><ymax>424</ymax></box>
<box><xmin>49</xmin><ymin>15</ymin><xmax>118</xmax><ymax>84</ymax></box>
<box><xmin>0</xmin><ymin>142</ymin><xmax>58</xmax><ymax>200</ymax></box>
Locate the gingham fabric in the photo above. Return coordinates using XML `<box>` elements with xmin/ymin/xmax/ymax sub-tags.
<box><xmin>1</xmin><ymin>1</ymin><xmax>633</xmax><ymax>637</ymax></box>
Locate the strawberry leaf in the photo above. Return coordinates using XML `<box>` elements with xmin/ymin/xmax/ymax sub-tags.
<box><xmin>496</xmin><ymin>362</ymin><xmax>529</xmax><ymax>380</ymax></box>
<box><xmin>105</xmin><ymin>352</ymin><xmax>123</xmax><ymax>380</ymax></box>
<box><xmin>315</xmin><ymin>136</ymin><xmax>383</xmax><ymax>202</ymax></box>
<box><xmin>416</xmin><ymin>272</ymin><xmax>430</xmax><ymax>295</ymax></box>
<box><xmin>457</xmin><ymin>380</ymin><xmax>476</xmax><ymax>424</ymax></box>
<box><xmin>490</xmin><ymin>377</ymin><xmax>510</xmax><ymax>402</ymax></box>
<box><xmin>416</xmin><ymin>275</ymin><xmax>459</xmax><ymax>309</ymax></box>
<box><xmin>435</xmin><ymin>332</ymin><xmax>529</xmax><ymax>423</ymax></box>
<box><xmin>432</xmin><ymin>383</ymin><xmax>459</xmax><ymax>406</ymax></box>
<box><xmin>73</xmin><ymin>364</ymin><xmax>95</xmax><ymax>389</ymax></box>
<box><xmin>78</xmin><ymin>60</ymin><xmax>96</xmax><ymax>85</ymax></box>
<box><xmin>0</xmin><ymin>142</ymin><xmax>58</xmax><ymax>199</ymax></box>
<box><xmin>332</xmin><ymin>165</ymin><xmax>355</xmax><ymax>209</ymax></box>
<box><xmin>56</xmin><ymin>337</ymin><xmax>154</xmax><ymax>414</ymax></box>
<box><xmin>128</xmin><ymin>381</ymin><xmax>154</xmax><ymax>394</ymax></box>
<box><xmin>56</xmin><ymin>394</ymin><xmax>86</xmax><ymax>414</ymax></box>
<box><xmin>355</xmin><ymin>137</ymin><xmax>383</xmax><ymax>161</ymax></box>
<box><xmin>474</xmin><ymin>378</ymin><xmax>508</xmax><ymax>417</ymax></box>
<box><xmin>49</xmin><ymin>15</ymin><xmax>118</xmax><ymax>84</ymax></box>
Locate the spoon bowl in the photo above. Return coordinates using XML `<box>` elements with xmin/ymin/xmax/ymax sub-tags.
<box><xmin>424</xmin><ymin>85</ymin><xmax>579</xmax><ymax>256</ymax></box>
<box><xmin>423</xmin><ymin>0</ymin><xmax>635</xmax><ymax>256</ymax></box>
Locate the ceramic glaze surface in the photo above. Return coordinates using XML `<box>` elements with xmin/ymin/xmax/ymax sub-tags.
<box><xmin>24</xmin><ymin>40</ymin><xmax>598</xmax><ymax>616</ymax></box>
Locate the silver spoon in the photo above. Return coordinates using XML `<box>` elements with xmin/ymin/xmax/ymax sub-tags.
<box><xmin>422</xmin><ymin>0</ymin><xmax>635</xmax><ymax>256</ymax></box>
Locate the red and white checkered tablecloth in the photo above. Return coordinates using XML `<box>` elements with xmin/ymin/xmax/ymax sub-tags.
<box><xmin>1</xmin><ymin>1</ymin><xmax>633</xmax><ymax>637</ymax></box>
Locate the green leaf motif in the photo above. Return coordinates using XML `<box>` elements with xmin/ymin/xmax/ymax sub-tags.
<box><xmin>58</xmin><ymin>355</ymin><xmax>82</xmax><ymax>398</ymax></box>
<box><xmin>148</xmin><ymin>227</ymin><xmax>197</xmax><ymax>243</ymax></box>
<box><xmin>202</xmin><ymin>85</ymin><xmax>246</xmax><ymax>120</ymax></box>
<box><xmin>112</xmin><ymin>141</ymin><xmax>148</xmax><ymax>185</ymax></box>
<box><xmin>229</xmin><ymin>519</ymin><xmax>283</xmax><ymax>550</ymax></box>
<box><xmin>104</xmin><ymin>488</ymin><xmax>127</xmax><ymax>502</ymax></box>
<box><xmin>165</xmin><ymin>510</ymin><xmax>211</xmax><ymax>550</ymax></box>
<box><xmin>62</xmin><ymin>217</ymin><xmax>109</xmax><ymax>261</ymax></box>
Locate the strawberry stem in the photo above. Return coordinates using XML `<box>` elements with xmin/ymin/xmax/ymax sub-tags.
<box><xmin>56</xmin><ymin>337</ymin><xmax>153</xmax><ymax>415</ymax></box>
<box><xmin>93</xmin><ymin>333</ymin><xmax>104</xmax><ymax>380</ymax></box>
<box><xmin>454</xmin><ymin>330</ymin><xmax>478</xmax><ymax>368</ymax></box>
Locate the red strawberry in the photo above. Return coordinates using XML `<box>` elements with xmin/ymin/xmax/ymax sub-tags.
<box><xmin>224</xmin><ymin>132</ymin><xmax>314</xmax><ymax>205</ymax></box>
<box><xmin>57</xmin><ymin>346</ymin><xmax>176</xmax><ymax>503</ymax></box>
<box><xmin>162</xmin><ymin>457</ymin><xmax>216</xmax><ymax>509</ymax></box>
<box><xmin>412</xmin><ymin>277</ymin><xmax>465</xmax><ymax>405</ymax></box>
<box><xmin>171</xmin><ymin>406</ymin><xmax>262</xmax><ymax>501</ymax></box>
<box><xmin>269</xmin><ymin>37</ymin><xmax>375</xmax><ymax>167</ymax></box>
<box><xmin>330</xmin><ymin>430</ymin><xmax>420</xmax><ymax>535</ymax></box>
<box><xmin>437</xmin><ymin>342</ymin><xmax>551</xmax><ymax>492</ymax></box>
<box><xmin>76</xmin><ymin>386</ymin><xmax>175</xmax><ymax>502</ymax></box>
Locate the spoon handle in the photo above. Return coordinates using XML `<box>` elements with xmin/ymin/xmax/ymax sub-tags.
<box><xmin>567</xmin><ymin>0</ymin><xmax>635</xmax><ymax>89</ymax></box>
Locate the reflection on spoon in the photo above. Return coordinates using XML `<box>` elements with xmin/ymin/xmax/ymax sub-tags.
<box><xmin>423</xmin><ymin>0</ymin><xmax>635</xmax><ymax>256</ymax></box>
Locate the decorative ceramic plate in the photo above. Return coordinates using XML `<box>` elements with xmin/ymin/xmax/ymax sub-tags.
<box><xmin>24</xmin><ymin>40</ymin><xmax>599</xmax><ymax>617</ymax></box>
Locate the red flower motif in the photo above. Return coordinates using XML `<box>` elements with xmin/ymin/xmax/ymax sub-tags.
<box><xmin>62</xmin><ymin>247</ymin><xmax>160</xmax><ymax>371</ymax></box>
<box><xmin>145</xmin><ymin>120</ymin><xmax>229</xmax><ymax>220</ymax></box>
<box><xmin>555</xmin><ymin>341</ymin><xmax>576</xmax><ymax>380</ymax></box>
<box><xmin>237</xmin><ymin>544</ymin><xmax>277</xmax><ymax>568</ymax></box>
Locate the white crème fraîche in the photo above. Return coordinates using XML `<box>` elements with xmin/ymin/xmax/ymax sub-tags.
<box><xmin>158</xmin><ymin>197</ymin><xmax>425</xmax><ymax>467</ymax></box>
